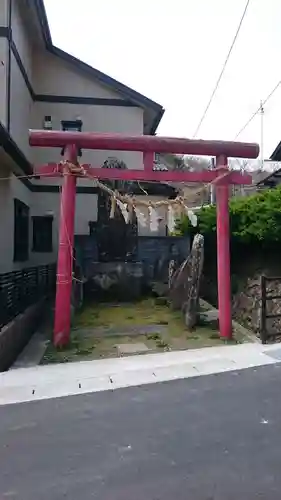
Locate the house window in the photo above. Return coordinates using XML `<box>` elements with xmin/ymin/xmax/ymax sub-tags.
<box><xmin>43</xmin><ymin>115</ymin><xmax>52</xmax><ymax>130</ymax></box>
<box><xmin>14</xmin><ymin>199</ymin><xmax>29</xmax><ymax>262</ymax></box>
<box><xmin>32</xmin><ymin>216</ymin><xmax>53</xmax><ymax>253</ymax></box>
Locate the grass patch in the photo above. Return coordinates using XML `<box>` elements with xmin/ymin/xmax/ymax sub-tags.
<box><xmin>72</xmin><ymin>298</ymin><xmax>185</xmax><ymax>334</ymax></box>
<box><xmin>42</xmin><ymin>298</ymin><xmax>249</xmax><ymax>365</ymax></box>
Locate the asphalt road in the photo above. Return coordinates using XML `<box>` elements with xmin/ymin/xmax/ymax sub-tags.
<box><xmin>1</xmin><ymin>364</ymin><xmax>281</xmax><ymax>499</ymax></box>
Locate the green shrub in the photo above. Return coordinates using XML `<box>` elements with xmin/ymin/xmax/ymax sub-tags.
<box><xmin>176</xmin><ymin>186</ymin><xmax>281</xmax><ymax>247</ymax></box>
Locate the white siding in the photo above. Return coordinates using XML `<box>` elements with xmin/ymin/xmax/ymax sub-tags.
<box><xmin>0</xmin><ymin>38</ymin><xmax>8</xmax><ymax>126</ymax></box>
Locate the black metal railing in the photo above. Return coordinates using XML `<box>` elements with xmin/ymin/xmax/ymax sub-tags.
<box><xmin>0</xmin><ymin>263</ymin><xmax>56</xmax><ymax>330</ymax></box>
<box><xmin>260</xmin><ymin>275</ymin><xmax>281</xmax><ymax>343</ymax></box>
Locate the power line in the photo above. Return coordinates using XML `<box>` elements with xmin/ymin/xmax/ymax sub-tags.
<box><xmin>192</xmin><ymin>0</ymin><xmax>251</xmax><ymax>138</ymax></box>
<box><xmin>234</xmin><ymin>80</ymin><xmax>281</xmax><ymax>139</ymax></box>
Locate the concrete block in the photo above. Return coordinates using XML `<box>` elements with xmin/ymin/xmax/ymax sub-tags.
<box><xmin>116</xmin><ymin>343</ymin><xmax>149</xmax><ymax>356</ymax></box>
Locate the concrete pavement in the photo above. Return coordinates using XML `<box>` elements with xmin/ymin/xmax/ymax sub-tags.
<box><xmin>1</xmin><ymin>342</ymin><xmax>280</xmax><ymax>405</ymax></box>
<box><xmin>1</xmin><ymin>363</ymin><xmax>281</xmax><ymax>499</ymax></box>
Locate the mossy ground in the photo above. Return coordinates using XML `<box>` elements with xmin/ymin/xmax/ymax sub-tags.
<box><xmin>42</xmin><ymin>298</ymin><xmax>248</xmax><ymax>365</ymax></box>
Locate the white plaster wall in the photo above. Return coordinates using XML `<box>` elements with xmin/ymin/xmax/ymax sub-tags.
<box><xmin>0</xmin><ymin>38</ymin><xmax>8</xmax><ymax>127</ymax></box>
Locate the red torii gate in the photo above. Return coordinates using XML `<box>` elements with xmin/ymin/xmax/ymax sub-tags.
<box><xmin>29</xmin><ymin>130</ymin><xmax>259</xmax><ymax>346</ymax></box>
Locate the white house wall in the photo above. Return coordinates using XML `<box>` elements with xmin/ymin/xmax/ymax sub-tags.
<box><xmin>31</xmin><ymin>100</ymin><xmax>144</xmax><ymax>175</ymax></box>
<box><xmin>7</xmin><ymin>0</ymin><xmax>33</xmax><ymax>157</ymax></box>
<box><xmin>32</xmin><ymin>50</ymin><xmax>123</xmax><ymax>99</ymax></box>
<box><xmin>0</xmin><ymin>0</ymin><xmax>8</xmax><ymax>26</ymax></box>
<box><xmin>0</xmin><ymin>0</ymin><xmax>161</xmax><ymax>275</ymax></box>
<box><xmin>0</xmin><ymin>38</ymin><xmax>8</xmax><ymax>126</ymax></box>
<box><xmin>75</xmin><ymin>193</ymin><xmax>98</xmax><ymax>234</ymax></box>
<box><xmin>0</xmin><ymin>177</ymin><xmax>13</xmax><ymax>273</ymax></box>
<box><xmin>0</xmin><ymin>172</ymin><xmax>31</xmax><ymax>273</ymax></box>
<box><xmin>9</xmin><ymin>51</ymin><xmax>32</xmax><ymax>158</ymax></box>
<box><xmin>0</xmin><ymin>169</ymin><xmax>98</xmax><ymax>272</ymax></box>
<box><xmin>30</xmin><ymin>191</ymin><xmax>98</xmax><ymax>267</ymax></box>
<box><xmin>11</xmin><ymin>0</ymin><xmax>33</xmax><ymax>82</ymax></box>
<box><xmin>7</xmin><ymin>1</ymin><xmax>145</xmax><ymax>171</ymax></box>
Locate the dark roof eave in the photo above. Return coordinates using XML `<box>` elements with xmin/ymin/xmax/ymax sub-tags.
<box><xmin>270</xmin><ymin>141</ymin><xmax>281</xmax><ymax>162</ymax></box>
<box><xmin>256</xmin><ymin>167</ymin><xmax>281</xmax><ymax>186</ymax></box>
<box><xmin>256</xmin><ymin>140</ymin><xmax>281</xmax><ymax>185</ymax></box>
<box><xmin>149</xmin><ymin>108</ymin><xmax>165</xmax><ymax>135</ymax></box>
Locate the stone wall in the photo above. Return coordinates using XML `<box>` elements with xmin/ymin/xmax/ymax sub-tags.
<box><xmin>75</xmin><ymin>235</ymin><xmax>190</xmax><ymax>285</ymax></box>
<box><xmin>137</xmin><ymin>236</ymin><xmax>189</xmax><ymax>283</ymax></box>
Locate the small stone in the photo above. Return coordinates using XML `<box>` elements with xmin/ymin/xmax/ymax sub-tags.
<box><xmin>154</xmin><ymin>297</ymin><xmax>168</xmax><ymax>306</ymax></box>
<box><xmin>199</xmin><ymin>310</ymin><xmax>219</xmax><ymax>329</ymax></box>
<box><xmin>151</xmin><ymin>282</ymin><xmax>169</xmax><ymax>297</ymax></box>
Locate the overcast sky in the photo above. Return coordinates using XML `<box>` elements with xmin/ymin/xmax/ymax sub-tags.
<box><xmin>44</xmin><ymin>0</ymin><xmax>281</xmax><ymax>160</ymax></box>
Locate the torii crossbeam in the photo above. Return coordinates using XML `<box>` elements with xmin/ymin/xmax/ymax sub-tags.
<box><xmin>29</xmin><ymin>130</ymin><xmax>259</xmax><ymax>346</ymax></box>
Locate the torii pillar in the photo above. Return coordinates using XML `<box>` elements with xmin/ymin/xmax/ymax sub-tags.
<box><xmin>29</xmin><ymin>130</ymin><xmax>259</xmax><ymax>346</ymax></box>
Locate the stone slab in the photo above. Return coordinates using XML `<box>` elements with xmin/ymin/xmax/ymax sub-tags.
<box><xmin>116</xmin><ymin>343</ymin><xmax>150</xmax><ymax>356</ymax></box>
<box><xmin>75</xmin><ymin>325</ymin><xmax>168</xmax><ymax>338</ymax></box>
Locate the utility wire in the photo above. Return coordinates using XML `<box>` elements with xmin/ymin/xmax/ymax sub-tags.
<box><xmin>234</xmin><ymin>80</ymin><xmax>281</xmax><ymax>139</ymax></box>
<box><xmin>193</xmin><ymin>0</ymin><xmax>251</xmax><ymax>138</ymax></box>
